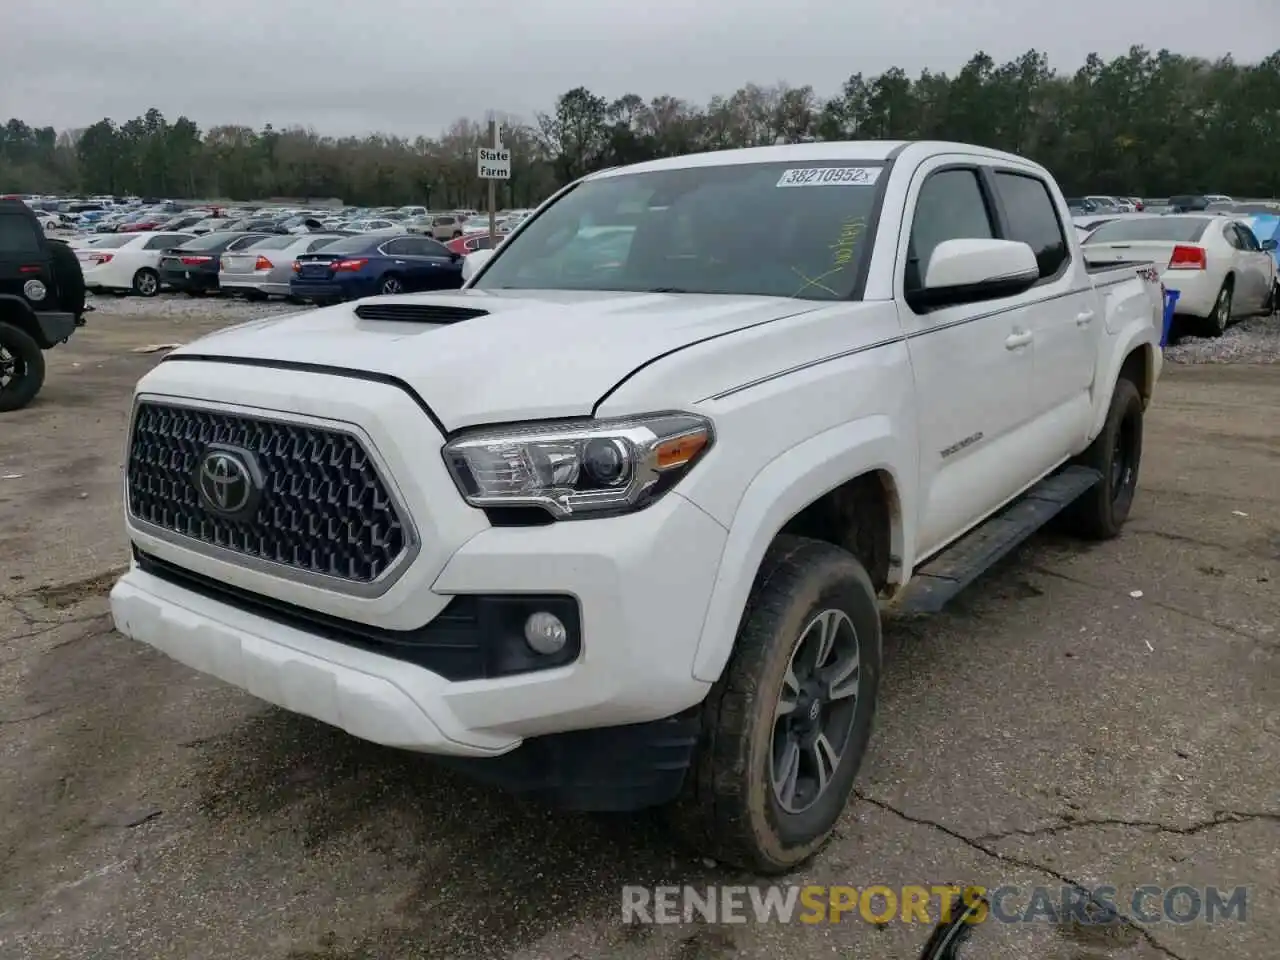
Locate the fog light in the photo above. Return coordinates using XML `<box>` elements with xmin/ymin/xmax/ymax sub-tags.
<box><xmin>524</xmin><ymin>611</ymin><xmax>567</xmax><ymax>655</ymax></box>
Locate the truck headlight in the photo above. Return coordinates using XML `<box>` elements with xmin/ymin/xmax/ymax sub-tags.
<box><xmin>442</xmin><ymin>413</ymin><xmax>714</xmax><ymax>519</ymax></box>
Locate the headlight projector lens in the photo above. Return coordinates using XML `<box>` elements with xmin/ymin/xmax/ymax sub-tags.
<box><xmin>582</xmin><ymin>438</ymin><xmax>631</xmax><ymax>486</ymax></box>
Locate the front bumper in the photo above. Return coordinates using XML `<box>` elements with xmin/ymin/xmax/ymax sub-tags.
<box><xmin>111</xmin><ymin>363</ymin><xmax>724</xmax><ymax>765</ymax></box>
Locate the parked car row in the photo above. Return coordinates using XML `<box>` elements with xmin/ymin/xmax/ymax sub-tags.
<box><xmin>1081</xmin><ymin>212</ymin><xmax>1279</xmax><ymax>336</ymax></box>
<box><xmin>70</xmin><ymin>229</ymin><xmax>467</xmax><ymax>302</ymax></box>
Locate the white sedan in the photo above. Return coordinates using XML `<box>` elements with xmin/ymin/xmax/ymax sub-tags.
<box><xmin>78</xmin><ymin>231</ymin><xmax>197</xmax><ymax>297</ymax></box>
<box><xmin>1082</xmin><ymin>214</ymin><xmax>1277</xmax><ymax>336</ymax></box>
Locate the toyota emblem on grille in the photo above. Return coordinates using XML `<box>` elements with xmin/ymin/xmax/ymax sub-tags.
<box><xmin>194</xmin><ymin>445</ymin><xmax>263</xmax><ymax>520</ymax></box>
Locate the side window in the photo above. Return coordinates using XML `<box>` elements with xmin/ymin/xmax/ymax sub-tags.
<box><xmin>1221</xmin><ymin>224</ymin><xmax>1242</xmax><ymax>249</ymax></box>
<box><xmin>1234</xmin><ymin>224</ymin><xmax>1260</xmax><ymax>251</ymax></box>
<box><xmin>144</xmin><ymin>234</ymin><xmax>180</xmax><ymax>250</ymax></box>
<box><xmin>906</xmin><ymin>168</ymin><xmax>994</xmax><ymax>291</ymax></box>
<box><xmin>417</xmin><ymin>238</ymin><xmax>450</xmax><ymax>257</ymax></box>
<box><xmin>994</xmin><ymin>172</ymin><xmax>1069</xmax><ymax>279</ymax></box>
<box><xmin>0</xmin><ymin>214</ymin><xmax>43</xmax><ymax>254</ymax></box>
<box><xmin>381</xmin><ymin>238</ymin><xmax>411</xmax><ymax>255</ymax></box>
<box><xmin>306</xmin><ymin>238</ymin><xmax>335</xmax><ymax>252</ymax></box>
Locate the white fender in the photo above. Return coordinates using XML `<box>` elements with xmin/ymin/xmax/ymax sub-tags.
<box><xmin>689</xmin><ymin>414</ymin><xmax>907</xmax><ymax>683</ymax></box>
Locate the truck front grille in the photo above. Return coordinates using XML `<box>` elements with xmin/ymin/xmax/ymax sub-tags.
<box><xmin>126</xmin><ymin>400</ymin><xmax>409</xmax><ymax>584</ymax></box>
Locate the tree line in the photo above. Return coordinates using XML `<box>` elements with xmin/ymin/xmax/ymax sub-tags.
<box><xmin>3</xmin><ymin>46</ymin><xmax>1278</xmax><ymax>207</ymax></box>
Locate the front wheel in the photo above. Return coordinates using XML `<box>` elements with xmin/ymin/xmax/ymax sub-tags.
<box><xmin>1064</xmin><ymin>377</ymin><xmax>1143</xmax><ymax>540</ymax></box>
<box><xmin>0</xmin><ymin>322</ymin><xmax>47</xmax><ymax>413</ymax></box>
<box><xmin>669</xmin><ymin>535</ymin><xmax>882</xmax><ymax>873</ymax></box>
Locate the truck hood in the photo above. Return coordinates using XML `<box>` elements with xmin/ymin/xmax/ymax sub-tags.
<box><xmin>170</xmin><ymin>289</ymin><xmax>822</xmax><ymax>429</ymax></box>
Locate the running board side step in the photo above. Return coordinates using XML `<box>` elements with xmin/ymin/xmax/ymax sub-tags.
<box><xmin>894</xmin><ymin>465</ymin><xmax>1103</xmax><ymax>615</ymax></box>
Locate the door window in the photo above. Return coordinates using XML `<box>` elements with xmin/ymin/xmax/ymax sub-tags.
<box><xmin>381</xmin><ymin>238</ymin><xmax>413</xmax><ymax>255</ymax></box>
<box><xmin>906</xmin><ymin>168</ymin><xmax>994</xmax><ymax>292</ymax></box>
<box><xmin>1221</xmin><ymin>223</ymin><xmax>1243</xmax><ymax>249</ymax></box>
<box><xmin>994</xmin><ymin>172</ymin><xmax>1069</xmax><ymax>279</ymax></box>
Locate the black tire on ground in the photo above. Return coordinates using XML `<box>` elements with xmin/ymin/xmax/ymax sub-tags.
<box><xmin>132</xmin><ymin>268</ymin><xmax>160</xmax><ymax>298</ymax></box>
<box><xmin>379</xmin><ymin>274</ymin><xmax>403</xmax><ymax>295</ymax></box>
<box><xmin>184</xmin><ymin>290</ymin><xmax>204</xmax><ymax>298</ymax></box>
<box><xmin>244</xmin><ymin>290</ymin><xmax>266</xmax><ymax>301</ymax></box>
<box><xmin>1063</xmin><ymin>377</ymin><xmax>1144</xmax><ymax>540</ymax></box>
<box><xmin>1205</xmin><ymin>277</ymin><xmax>1233</xmax><ymax>337</ymax></box>
<box><xmin>668</xmin><ymin>534</ymin><xmax>882</xmax><ymax>874</ymax></box>
<box><xmin>0</xmin><ymin>322</ymin><xmax>47</xmax><ymax>413</ymax></box>
<box><xmin>452</xmin><ymin>230</ymin><xmax>463</xmax><ymax>238</ymax></box>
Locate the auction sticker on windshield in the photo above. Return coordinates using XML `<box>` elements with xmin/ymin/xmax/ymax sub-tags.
<box><xmin>776</xmin><ymin>167</ymin><xmax>882</xmax><ymax>187</ymax></box>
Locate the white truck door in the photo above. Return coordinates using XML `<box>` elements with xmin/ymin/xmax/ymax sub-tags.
<box><xmin>896</xmin><ymin>162</ymin><xmax>1034</xmax><ymax>558</ymax></box>
<box><xmin>988</xmin><ymin>169</ymin><xmax>1097</xmax><ymax>455</ymax></box>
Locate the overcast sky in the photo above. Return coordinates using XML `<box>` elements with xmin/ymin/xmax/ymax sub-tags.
<box><xmin>4</xmin><ymin>0</ymin><xmax>1276</xmax><ymax>138</ymax></box>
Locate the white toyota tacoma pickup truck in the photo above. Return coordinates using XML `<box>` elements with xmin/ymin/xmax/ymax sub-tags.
<box><xmin>111</xmin><ymin>141</ymin><xmax>1163</xmax><ymax>873</ymax></box>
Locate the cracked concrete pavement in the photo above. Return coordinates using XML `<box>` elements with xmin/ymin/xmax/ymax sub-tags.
<box><xmin>1</xmin><ymin>303</ymin><xmax>1276</xmax><ymax>960</ymax></box>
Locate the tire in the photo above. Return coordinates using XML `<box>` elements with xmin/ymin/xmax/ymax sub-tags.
<box><xmin>668</xmin><ymin>535</ymin><xmax>882</xmax><ymax>874</ymax></box>
<box><xmin>243</xmin><ymin>290</ymin><xmax>266</xmax><ymax>302</ymax></box>
<box><xmin>0</xmin><ymin>322</ymin><xmax>47</xmax><ymax>413</ymax></box>
<box><xmin>1205</xmin><ymin>278</ymin><xmax>1232</xmax><ymax>336</ymax></box>
<box><xmin>1064</xmin><ymin>377</ymin><xmax>1143</xmax><ymax>540</ymax></box>
<box><xmin>379</xmin><ymin>274</ymin><xmax>403</xmax><ymax>295</ymax></box>
<box><xmin>453</xmin><ymin>230</ymin><xmax>463</xmax><ymax>239</ymax></box>
<box><xmin>132</xmin><ymin>268</ymin><xmax>160</xmax><ymax>297</ymax></box>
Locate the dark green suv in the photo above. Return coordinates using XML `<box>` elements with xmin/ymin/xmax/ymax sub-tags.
<box><xmin>0</xmin><ymin>198</ymin><xmax>87</xmax><ymax>411</ymax></box>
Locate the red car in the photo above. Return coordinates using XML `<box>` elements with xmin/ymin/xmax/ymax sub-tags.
<box><xmin>446</xmin><ymin>231</ymin><xmax>505</xmax><ymax>256</ymax></box>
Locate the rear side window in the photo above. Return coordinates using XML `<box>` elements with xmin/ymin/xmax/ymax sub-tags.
<box><xmin>994</xmin><ymin>172</ymin><xmax>1068</xmax><ymax>279</ymax></box>
<box><xmin>227</xmin><ymin>235</ymin><xmax>266</xmax><ymax>251</ymax></box>
<box><xmin>0</xmin><ymin>214</ymin><xmax>42</xmax><ymax>254</ymax></box>
<box><xmin>907</xmin><ymin>169</ymin><xmax>994</xmax><ymax>291</ymax></box>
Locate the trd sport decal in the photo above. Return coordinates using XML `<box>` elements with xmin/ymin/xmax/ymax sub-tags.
<box><xmin>940</xmin><ymin>432</ymin><xmax>984</xmax><ymax>459</ymax></box>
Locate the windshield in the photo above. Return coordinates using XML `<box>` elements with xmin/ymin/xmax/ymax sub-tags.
<box><xmin>472</xmin><ymin>161</ymin><xmax>884</xmax><ymax>299</ymax></box>
<box><xmin>1085</xmin><ymin>216</ymin><xmax>1210</xmax><ymax>244</ymax></box>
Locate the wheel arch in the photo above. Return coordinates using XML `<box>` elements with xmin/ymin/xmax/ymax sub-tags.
<box><xmin>690</xmin><ymin>416</ymin><xmax>907</xmax><ymax>683</ymax></box>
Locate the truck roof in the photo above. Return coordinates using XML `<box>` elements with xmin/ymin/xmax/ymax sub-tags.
<box><xmin>586</xmin><ymin>140</ymin><xmax>1043</xmax><ymax>180</ymax></box>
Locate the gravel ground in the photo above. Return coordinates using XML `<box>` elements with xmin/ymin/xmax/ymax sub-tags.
<box><xmin>86</xmin><ymin>290</ymin><xmax>306</xmax><ymax>322</ymax></box>
<box><xmin>1164</xmin><ymin>311</ymin><xmax>1280</xmax><ymax>365</ymax></box>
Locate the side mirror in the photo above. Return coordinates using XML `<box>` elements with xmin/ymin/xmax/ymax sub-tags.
<box><xmin>907</xmin><ymin>238</ymin><xmax>1040</xmax><ymax>311</ymax></box>
<box><xmin>1261</xmin><ymin>238</ymin><xmax>1277</xmax><ymax>252</ymax></box>
<box><xmin>461</xmin><ymin>248</ymin><xmax>495</xmax><ymax>283</ymax></box>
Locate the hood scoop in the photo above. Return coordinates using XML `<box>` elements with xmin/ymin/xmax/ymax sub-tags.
<box><xmin>354</xmin><ymin>302</ymin><xmax>490</xmax><ymax>324</ymax></box>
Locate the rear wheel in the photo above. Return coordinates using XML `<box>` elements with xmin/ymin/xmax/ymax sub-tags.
<box><xmin>379</xmin><ymin>274</ymin><xmax>403</xmax><ymax>295</ymax></box>
<box><xmin>669</xmin><ymin>535</ymin><xmax>882</xmax><ymax>873</ymax></box>
<box><xmin>0</xmin><ymin>322</ymin><xmax>46</xmax><ymax>413</ymax></box>
<box><xmin>1206</xmin><ymin>278</ymin><xmax>1232</xmax><ymax>336</ymax></box>
<box><xmin>132</xmin><ymin>268</ymin><xmax>160</xmax><ymax>297</ymax></box>
<box><xmin>1064</xmin><ymin>377</ymin><xmax>1143</xmax><ymax>540</ymax></box>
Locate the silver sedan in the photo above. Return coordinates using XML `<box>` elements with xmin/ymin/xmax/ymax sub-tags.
<box><xmin>218</xmin><ymin>233</ymin><xmax>347</xmax><ymax>299</ymax></box>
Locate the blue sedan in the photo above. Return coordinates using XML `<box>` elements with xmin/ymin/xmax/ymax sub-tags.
<box><xmin>290</xmin><ymin>233</ymin><xmax>464</xmax><ymax>303</ymax></box>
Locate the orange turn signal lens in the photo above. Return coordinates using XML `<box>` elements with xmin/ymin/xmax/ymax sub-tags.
<box><xmin>654</xmin><ymin>430</ymin><xmax>709</xmax><ymax>470</ymax></box>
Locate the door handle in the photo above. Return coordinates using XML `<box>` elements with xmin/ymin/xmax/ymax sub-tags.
<box><xmin>1076</xmin><ymin>310</ymin><xmax>1096</xmax><ymax>326</ymax></box>
<box><xmin>1005</xmin><ymin>330</ymin><xmax>1033</xmax><ymax>350</ymax></box>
